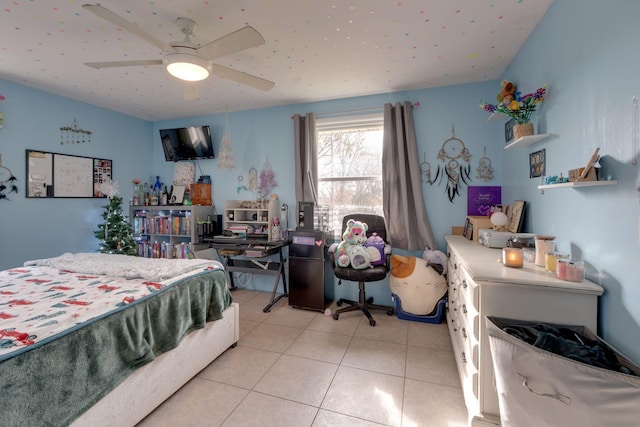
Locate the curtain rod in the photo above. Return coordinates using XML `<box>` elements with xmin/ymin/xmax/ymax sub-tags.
<box><xmin>292</xmin><ymin>101</ymin><xmax>420</xmax><ymax>120</ymax></box>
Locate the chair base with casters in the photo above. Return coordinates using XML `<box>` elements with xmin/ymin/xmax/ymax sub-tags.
<box><xmin>332</xmin><ymin>280</ymin><xmax>395</xmax><ymax>326</ymax></box>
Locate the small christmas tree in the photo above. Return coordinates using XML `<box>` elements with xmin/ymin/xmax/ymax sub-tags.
<box><xmin>95</xmin><ymin>190</ymin><xmax>137</xmax><ymax>255</ymax></box>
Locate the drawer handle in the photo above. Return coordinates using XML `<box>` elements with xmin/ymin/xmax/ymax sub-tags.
<box><xmin>462</xmin><ymin>280</ymin><xmax>468</xmax><ymax>289</ymax></box>
<box><xmin>461</xmin><ymin>352</ymin><xmax>467</xmax><ymax>364</ymax></box>
<box><xmin>462</xmin><ymin>304</ymin><xmax>467</xmax><ymax>314</ymax></box>
<box><xmin>518</xmin><ymin>374</ymin><xmax>571</xmax><ymax>405</ymax></box>
<box><xmin>461</xmin><ymin>327</ymin><xmax>467</xmax><ymax>338</ymax></box>
<box><xmin>454</xmin><ymin>263</ymin><xmax>458</xmax><ymax>270</ymax></box>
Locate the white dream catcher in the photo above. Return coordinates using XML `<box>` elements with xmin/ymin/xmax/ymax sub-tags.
<box><xmin>420</xmin><ymin>152</ymin><xmax>433</xmax><ymax>185</ymax></box>
<box><xmin>218</xmin><ymin>110</ymin><xmax>235</xmax><ymax>171</ymax></box>
<box><xmin>217</xmin><ymin>130</ymin><xmax>235</xmax><ymax>170</ymax></box>
<box><xmin>435</xmin><ymin>125</ymin><xmax>472</xmax><ymax>202</ymax></box>
<box><xmin>476</xmin><ymin>147</ymin><xmax>494</xmax><ymax>181</ymax></box>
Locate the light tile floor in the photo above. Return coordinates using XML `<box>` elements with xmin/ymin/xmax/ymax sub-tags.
<box><xmin>138</xmin><ymin>290</ymin><xmax>468</xmax><ymax>427</ymax></box>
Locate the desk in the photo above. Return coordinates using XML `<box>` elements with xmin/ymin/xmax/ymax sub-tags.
<box><xmin>207</xmin><ymin>238</ymin><xmax>289</xmax><ymax>312</ymax></box>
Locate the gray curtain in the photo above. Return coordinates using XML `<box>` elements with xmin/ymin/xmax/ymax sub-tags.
<box><xmin>382</xmin><ymin>102</ymin><xmax>437</xmax><ymax>251</ymax></box>
<box><xmin>293</xmin><ymin>113</ymin><xmax>318</xmax><ymax>203</ymax></box>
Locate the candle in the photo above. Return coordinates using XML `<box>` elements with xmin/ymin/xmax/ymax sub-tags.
<box><xmin>545</xmin><ymin>252</ymin><xmax>569</xmax><ymax>273</ymax></box>
<box><xmin>556</xmin><ymin>259</ymin><xmax>584</xmax><ymax>282</ymax></box>
<box><xmin>503</xmin><ymin>247</ymin><xmax>523</xmax><ymax>268</ymax></box>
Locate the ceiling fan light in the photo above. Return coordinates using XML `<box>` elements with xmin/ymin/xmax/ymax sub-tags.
<box><xmin>164</xmin><ymin>53</ymin><xmax>210</xmax><ymax>82</ymax></box>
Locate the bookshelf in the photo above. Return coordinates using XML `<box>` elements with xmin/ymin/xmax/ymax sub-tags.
<box><xmin>130</xmin><ymin>205</ymin><xmax>215</xmax><ymax>258</ymax></box>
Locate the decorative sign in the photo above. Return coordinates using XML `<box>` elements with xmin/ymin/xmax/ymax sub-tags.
<box><xmin>467</xmin><ymin>186</ymin><xmax>501</xmax><ymax>216</ymax></box>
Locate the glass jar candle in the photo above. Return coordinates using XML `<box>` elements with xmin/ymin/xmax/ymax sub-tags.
<box><xmin>556</xmin><ymin>259</ymin><xmax>585</xmax><ymax>282</ymax></box>
<box><xmin>503</xmin><ymin>247</ymin><xmax>523</xmax><ymax>268</ymax></box>
<box><xmin>545</xmin><ymin>252</ymin><xmax>570</xmax><ymax>273</ymax></box>
<box><xmin>534</xmin><ymin>236</ymin><xmax>556</xmax><ymax>266</ymax></box>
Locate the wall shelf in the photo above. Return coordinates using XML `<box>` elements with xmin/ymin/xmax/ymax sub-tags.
<box><xmin>504</xmin><ymin>133</ymin><xmax>552</xmax><ymax>149</ymax></box>
<box><xmin>537</xmin><ymin>180</ymin><xmax>618</xmax><ymax>190</ymax></box>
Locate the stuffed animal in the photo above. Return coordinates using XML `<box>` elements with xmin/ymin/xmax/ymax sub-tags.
<box><xmin>335</xmin><ymin>219</ymin><xmax>369</xmax><ymax>268</ymax></box>
<box><xmin>496</xmin><ymin>80</ymin><xmax>517</xmax><ymax>105</ymax></box>
<box><xmin>389</xmin><ymin>255</ymin><xmax>447</xmax><ymax>315</ymax></box>
<box><xmin>364</xmin><ymin>232</ymin><xmax>386</xmax><ymax>266</ymax></box>
<box><xmin>346</xmin><ymin>245</ymin><xmax>371</xmax><ymax>270</ymax></box>
<box><xmin>422</xmin><ymin>246</ymin><xmax>449</xmax><ymax>275</ymax></box>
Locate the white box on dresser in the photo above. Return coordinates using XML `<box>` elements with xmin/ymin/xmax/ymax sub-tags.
<box><xmin>445</xmin><ymin>235</ymin><xmax>604</xmax><ymax>427</ymax></box>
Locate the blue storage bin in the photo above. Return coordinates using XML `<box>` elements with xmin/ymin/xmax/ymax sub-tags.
<box><xmin>391</xmin><ymin>293</ymin><xmax>447</xmax><ymax>323</ymax></box>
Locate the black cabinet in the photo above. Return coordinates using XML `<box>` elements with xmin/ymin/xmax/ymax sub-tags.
<box><xmin>288</xmin><ymin>230</ymin><xmax>333</xmax><ymax>311</ymax></box>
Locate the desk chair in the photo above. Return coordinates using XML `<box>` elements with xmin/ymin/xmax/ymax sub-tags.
<box><xmin>329</xmin><ymin>214</ymin><xmax>395</xmax><ymax>326</ymax></box>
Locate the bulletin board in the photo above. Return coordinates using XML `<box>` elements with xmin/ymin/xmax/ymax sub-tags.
<box><xmin>26</xmin><ymin>149</ymin><xmax>112</xmax><ymax>198</ymax></box>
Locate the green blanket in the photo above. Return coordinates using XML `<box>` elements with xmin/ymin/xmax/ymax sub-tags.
<box><xmin>0</xmin><ymin>269</ymin><xmax>232</xmax><ymax>427</ymax></box>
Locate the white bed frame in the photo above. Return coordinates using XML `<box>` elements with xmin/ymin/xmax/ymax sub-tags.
<box><xmin>71</xmin><ymin>302</ymin><xmax>239</xmax><ymax>427</ymax></box>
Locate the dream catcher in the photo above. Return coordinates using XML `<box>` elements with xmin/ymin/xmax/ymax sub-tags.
<box><xmin>420</xmin><ymin>152</ymin><xmax>433</xmax><ymax>185</ymax></box>
<box><xmin>236</xmin><ymin>166</ymin><xmax>258</xmax><ymax>194</ymax></box>
<box><xmin>0</xmin><ymin>164</ymin><xmax>18</xmax><ymax>201</ymax></box>
<box><xmin>435</xmin><ymin>125</ymin><xmax>471</xmax><ymax>202</ymax></box>
<box><xmin>257</xmin><ymin>156</ymin><xmax>277</xmax><ymax>198</ymax></box>
<box><xmin>248</xmin><ymin>166</ymin><xmax>258</xmax><ymax>192</ymax></box>
<box><xmin>476</xmin><ymin>147</ymin><xmax>494</xmax><ymax>181</ymax></box>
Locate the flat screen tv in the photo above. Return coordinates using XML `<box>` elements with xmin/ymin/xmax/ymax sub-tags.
<box><xmin>160</xmin><ymin>126</ymin><xmax>214</xmax><ymax>161</ymax></box>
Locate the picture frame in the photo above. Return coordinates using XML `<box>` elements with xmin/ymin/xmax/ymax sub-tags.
<box><xmin>506</xmin><ymin>200</ymin><xmax>526</xmax><ymax>233</ymax></box>
<box><xmin>579</xmin><ymin>147</ymin><xmax>600</xmax><ymax>180</ymax></box>
<box><xmin>505</xmin><ymin>118</ymin><xmax>515</xmax><ymax>143</ymax></box>
<box><xmin>463</xmin><ymin>217</ymin><xmax>473</xmax><ymax>240</ymax></box>
<box><xmin>529</xmin><ymin>148</ymin><xmax>546</xmax><ymax>178</ymax></box>
<box><xmin>170</xmin><ymin>185</ymin><xmax>186</xmax><ymax>205</ymax></box>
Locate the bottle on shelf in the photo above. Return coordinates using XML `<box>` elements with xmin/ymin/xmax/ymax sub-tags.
<box><xmin>143</xmin><ymin>183</ymin><xmax>149</xmax><ymax>206</ymax></box>
<box><xmin>161</xmin><ymin>185</ymin><xmax>168</xmax><ymax>205</ymax></box>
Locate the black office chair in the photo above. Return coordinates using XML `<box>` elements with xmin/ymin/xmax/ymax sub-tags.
<box><xmin>329</xmin><ymin>214</ymin><xmax>395</xmax><ymax>326</ymax></box>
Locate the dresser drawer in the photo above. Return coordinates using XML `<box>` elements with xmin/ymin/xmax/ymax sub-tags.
<box><xmin>457</xmin><ymin>284</ymin><xmax>480</xmax><ymax>340</ymax></box>
<box><xmin>459</xmin><ymin>266</ymin><xmax>479</xmax><ymax>309</ymax></box>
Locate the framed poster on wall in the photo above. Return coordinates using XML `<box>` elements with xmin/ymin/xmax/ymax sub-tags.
<box><xmin>26</xmin><ymin>149</ymin><xmax>112</xmax><ymax>198</ymax></box>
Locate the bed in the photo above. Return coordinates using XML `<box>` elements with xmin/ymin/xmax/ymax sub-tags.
<box><xmin>0</xmin><ymin>253</ymin><xmax>239</xmax><ymax>427</ymax></box>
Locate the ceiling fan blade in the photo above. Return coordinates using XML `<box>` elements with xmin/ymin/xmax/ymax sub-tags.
<box><xmin>85</xmin><ymin>60</ymin><xmax>163</xmax><ymax>69</ymax></box>
<box><xmin>197</xmin><ymin>26</ymin><xmax>265</xmax><ymax>60</ymax></box>
<box><xmin>183</xmin><ymin>81</ymin><xmax>200</xmax><ymax>100</ymax></box>
<box><xmin>82</xmin><ymin>4</ymin><xmax>171</xmax><ymax>52</ymax></box>
<box><xmin>211</xmin><ymin>64</ymin><xmax>274</xmax><ymax>91</ymax></box>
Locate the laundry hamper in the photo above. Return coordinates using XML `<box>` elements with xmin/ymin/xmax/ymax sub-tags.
<box><xmin>486</xmin><ymin>316</ymin><xmax>640</xmax><ymax>427</ymax></box>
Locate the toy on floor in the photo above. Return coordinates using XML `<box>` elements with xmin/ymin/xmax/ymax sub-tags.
<box><xmin>389</xmin><ymin>254</ymin><xmax>447</xmax><ymax>316</ymax></box>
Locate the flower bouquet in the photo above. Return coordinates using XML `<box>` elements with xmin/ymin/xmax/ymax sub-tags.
<box><xmin>480</xmin><ymin>85</ymin><xmax>547</xmax><ymax>139</ymax></box>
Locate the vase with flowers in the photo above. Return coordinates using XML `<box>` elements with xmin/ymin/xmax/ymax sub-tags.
<box><xmin>480</xmin><ymin>84</ymin><xmax>547</xmax><ymax>140</ymax></box>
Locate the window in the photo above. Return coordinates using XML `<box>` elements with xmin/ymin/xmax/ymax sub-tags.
<box><xmin>316</xmin><ymin>113</ymin><xmax>384</xmax><ymax>235</ymax></box>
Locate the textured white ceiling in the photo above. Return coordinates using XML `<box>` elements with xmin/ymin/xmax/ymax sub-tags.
<box><xmin>0</xmin><ymin>0</ymin><xmax>553</xmax><ymax>121</ymax></box>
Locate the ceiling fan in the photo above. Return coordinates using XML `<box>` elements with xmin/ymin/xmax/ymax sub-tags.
<box><xmin>82</xmin><ymin>4</ymin><xmax>275</xmax><ymax>100</ymax></box>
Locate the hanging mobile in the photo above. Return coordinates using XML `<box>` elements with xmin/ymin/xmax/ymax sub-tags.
<box><xmin>476</xmin><ymin>147</ymin><xmax>494</xmax><ymax>181</ymax></box>
<box><xmin>420</xmin><ymin>152</ymin><xmax>433</xmax><ymax>185</ymax></box>
<box><xmin>435</xmin><ymin>125</ymin><xmax>472</xmax><ymax>202</ymax></box>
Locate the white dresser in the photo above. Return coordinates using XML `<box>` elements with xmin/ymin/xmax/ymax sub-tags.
<box><xmin>445</xmin><ymin>235</ymin><xmax>604</xmax><ymax>426</ymax></box>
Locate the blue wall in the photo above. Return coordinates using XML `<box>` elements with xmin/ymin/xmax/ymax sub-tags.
<box><xmin>501</xmin><ymin>0</ymin><xmax>640</xmax><ymax>362</ymax></box>
<box><xmin>149</xmin><ymin>84</ymin><xmax>501</xmax><ymax>307</ymax></box>
<box><xmin>2</xmin><ymin>0</ymin><xmax>639</xmax><ymax>363</ymax></box>
<box><xmin>0</xmin><ymin>80</ymin><xmax>153</xmax><ymax>269</ymax></box>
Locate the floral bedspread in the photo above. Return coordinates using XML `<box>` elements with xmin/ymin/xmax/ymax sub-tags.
<box><xmin>0</xmin><ymin>257</ymin><xmax>223</xmax><ymax>360</ymax></box>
